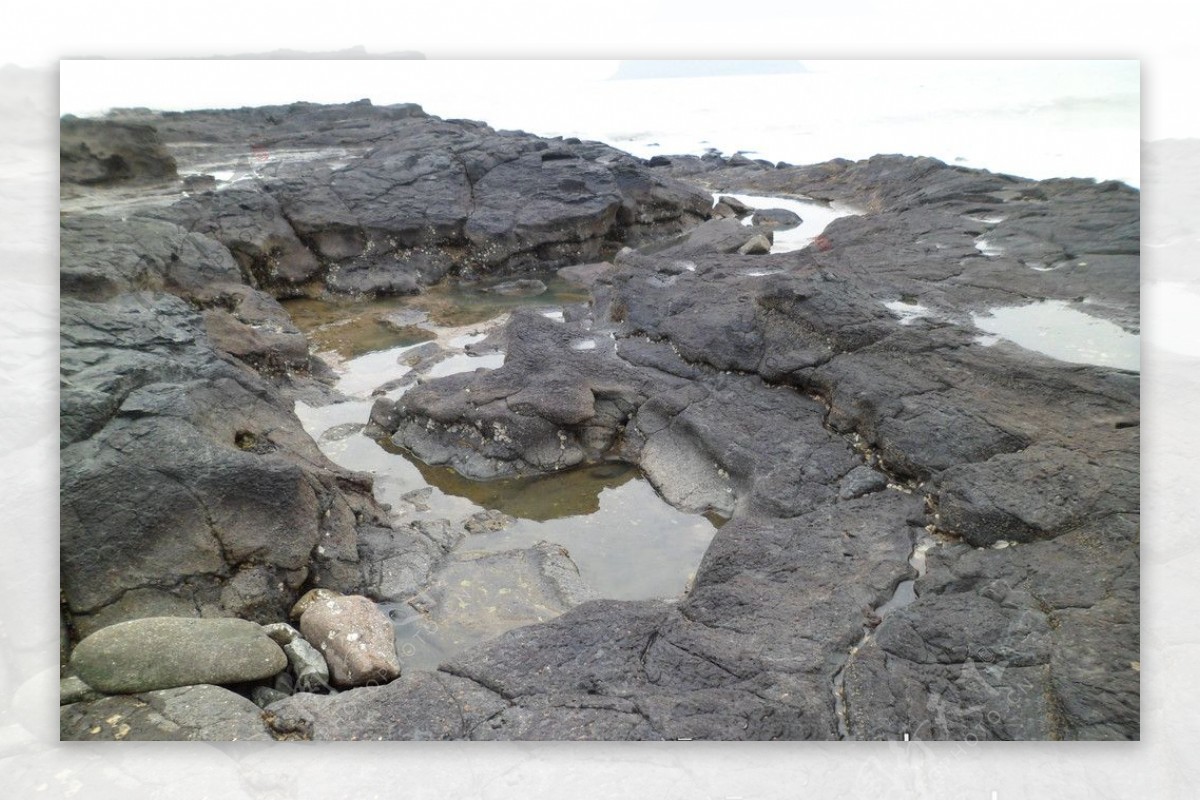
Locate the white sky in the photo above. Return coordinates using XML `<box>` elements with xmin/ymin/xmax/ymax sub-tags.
<box><xmin>57</xmin><ymin>59</ymin><xmax>1143</xmax><ymax>186</ymax></box>
<box><xmin>4</xmin><ymin>0</ymin><xmax>1196</xmax><ymax>138</ymax></box>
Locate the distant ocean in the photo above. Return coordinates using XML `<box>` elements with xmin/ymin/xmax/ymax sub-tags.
<box><xmin>461</xmin><ymin>62</ymin><xmax>1141</xmax><ymax>188</ymax></box>
<box><xmin>60</xmin><ymin>60</ymin><xmax>1140</xmax><ymax>187</ymax></box>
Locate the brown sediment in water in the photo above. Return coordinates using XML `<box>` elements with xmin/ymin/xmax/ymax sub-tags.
<box><xmin>282</xmin><ymin>271</ymin><xmax>589</xmax><ymax>359</ymax></box>
<box><xmin>380</xmin><ymin>438</ymin><xmax>640</xmax><ymax>521</ymax></box>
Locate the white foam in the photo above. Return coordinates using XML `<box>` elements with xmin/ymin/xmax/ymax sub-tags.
<box><xmin>975</xmin><ymin>238</ymin><xmax>1006</xmax><ymax>257</ymax></box>
<box><xmin>884</xmin><ymin>300</ymin><xmax>932</xmax><ymax>326</ymax></box>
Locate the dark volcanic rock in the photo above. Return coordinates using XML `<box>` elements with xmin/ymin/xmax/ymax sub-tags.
<box><xmin>60</xmin><ymin>214</ymin><xmax>244</xmax><ymax>302</ymax></box>
<box><xmin>105</xmin><ymin>102</ymin><xmax>714</xmax><ymax>297</ymax></box>
<box><xmin>60</xmin><ymin>292</ymin><xmax>388</xmax><ymax>637</ymax></box>
<box><xmin>61</xmin><ymin>684</ymin><xmax>273</xmax><ymax>741</ymax></box>
<box><xmin>192</xmin><ymin>283</ymin><xmax>312</xmax><ymax>374</ymax></box>
<box><xmin>371</xmin><ymin>153</ymin><xmax>1139</xmax><ymax>741</ymax></box>
<box><xmin>60</xmin><ymin>116</ymin><xmax>177</xmax><ymax>185</ymax></box>
<box><xmin>265</xmin><ymin>672</ymin><xmax>506</xmax><ymax>740</ymax></box>
<box><xmin>139</xmin><ymin>186</ymin><xmax>324</xmax><ymax>292</ymax></box>
<box><xmin>751</xmin><ymin>207</ymin><xmax>802</xmax><ymax>230</ymax></box>
<box><xmin>557</xmin><ymin>261</ymin><xmax>614</xmax><ymax>288</ymax></box>
<box><xmin>387</xmin><ymin>308</ymin><xmax>686</xmax><ymax>479</ymax></box>
<box><xmin>281</xmin><ymin>491</ymin><xmax>921</xmax><ymax>740</ymax></box>
<box><xmin>60</xmin><ymin>100</ymin><xmax>1139</xmax><ymax>743</ymax></box>
<box><xmin>629</xmin><ymin>372</ymin><xmax>862</xmax><ymax>518</ymax></box>
<box><xmin>844</xmin><ymin>523</ymin><xmax>1138</xmax><ymax>740</ymax></box>
<box><xmin>645</xmin><ymin>217</ymin><xmax>773</xmax><ymax>258</ymax></box>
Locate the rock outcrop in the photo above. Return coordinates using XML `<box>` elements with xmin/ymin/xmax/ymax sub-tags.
<box><xmin>363</xmin><ymin>154</ymin><xmax>1139</xmax><ymax>741</ymax></box>
<box><xmin>60</xmin><ymin>116</ymin><xmax>178</xmax><ymax>185</ymax></box>
<box><xmin>59</xmin><ymin>102</ymin><xmax>1138</xmax><ymax>741</ymax></box>
<box><xmin>109</xmin><ymin>100</ymin><xmax>713</xmax><ymax>298</ymax></box>
<box><xmin>60</xmin><ymin>684</ymin><xmax>274</xmax><ymax>741</ymax></box>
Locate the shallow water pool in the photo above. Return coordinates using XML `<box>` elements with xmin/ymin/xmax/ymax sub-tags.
<box><xmin>972</xmin><ymin>299</ymin><xmax>1140</xmax><ymax>372</ymax></box>
<box><xmin>718</xmin><ymin>192</ymin><xmax>862</xmax><ymax>253</ymax></box>
<box><xmin>290</xmin><ymin>279</ymin><xmax>721</xmax><ymax>605</ymax></box>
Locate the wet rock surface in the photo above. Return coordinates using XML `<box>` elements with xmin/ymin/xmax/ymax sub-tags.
<box><xmin>59</xmin><ymin>104</ymin><xmax>1138</xmax><ymax>741</ymax></box>
<box><xmin>371</xmin><ymin>153</ymin><xmax>1139</xmax><ymax>740</ymax></box>
<box><xmin>60</xmin><ymin>684</ymin><xmax>274</xmax><ymax>741</ymax></box>
<box><xmin>398</xmin><ymin>541</ymin><xmax>596</xmax><ymax>671</ymax></box>
<box><xmin>59</xmin><ymin>288</ymin><xmax>389</xmax><ymax>637</ymax></box>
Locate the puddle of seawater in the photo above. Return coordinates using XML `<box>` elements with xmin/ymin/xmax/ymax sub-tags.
<box><xmin>282</xmin><ymin>271</ymin><xmax>588</xmax><ymax>360</ymax></box>
<box><xmin>884</xmin><ymin>300</ymin><xmax>932</xmax><ymax>326</ymax></box>
<box><xmin>716</xmin><ymin>192</ymin><xmax>861</xmax><ymax>253</ymax></box>
<box><xmin>875</xmin><ymin>538</ymin><xmax>935</xmax><ymax>618</ymax></box>
<box><xmin>453</xmin><ymin>473</ymin><xmax>719</xmax><ymax>602</ymax></box>
<box><xmin>302</xmin><ymin>416</ymin><xmax>721</xmax><ymax>604</ymax></box>
<box><xmin>288</xmin><ymin>273</ymin><xmax>722</xmax><ymax>609</ymax></box>
<box><xmin>972</xmin><ymin>299</ymin><xmax>1140</xmax><ymax>372</ymax></box>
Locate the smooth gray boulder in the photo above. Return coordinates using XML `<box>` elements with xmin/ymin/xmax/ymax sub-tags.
<box><xmin>69</xmin><ymin>617</ymin><xmax>287</xmax><ymax>694</ymax></box>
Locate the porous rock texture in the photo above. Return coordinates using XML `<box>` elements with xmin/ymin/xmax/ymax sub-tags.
<box><xmin>60</xmin><ymin>104</ymin><xmax>1138</xmax><ymax>741</ymax></box>
<box><xmin>364</xmin><ymin>154</ymin><xmax>1139</xmax><ymax>741</ymax></box>
<box><xmin>110</xmin><ymin>100</ymin><xmax>713</xmax><ymax>298</ymax></box>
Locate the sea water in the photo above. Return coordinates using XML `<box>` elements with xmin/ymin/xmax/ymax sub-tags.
<box><xmin>287</xmin><ymin>278</ymin><xmax>722</xmax><ymax>605</ymax></box>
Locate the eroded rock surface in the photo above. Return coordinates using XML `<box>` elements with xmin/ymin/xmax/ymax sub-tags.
<box><xmin>61</xmin><ymin>684</ymin><xmax>274</xmax><ymax>741</ymax></box>
<box><xmin>60</xmin><ymin>116</ymin><xmax>177</xmax><ymax>185</ymax></box>
<box><xmin>60</xmin><ymin>103</ymin><xmax>1138</xmax><ymax>741</ymax></box>
<box><xmin>94</xmin><ymin>100</ymin><xmax>713</xmax><ymax>298</ymax></box>
<box><xmin>363</xmin><ymin>153</ymin><xmax>1139</xmax><ymax>741</ymax></box>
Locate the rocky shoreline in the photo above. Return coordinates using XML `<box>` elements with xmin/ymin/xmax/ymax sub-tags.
<box><xmin>59</xmin><ymin>100</ymin><xmax>1139</xmax><ymax>740</ymax></box>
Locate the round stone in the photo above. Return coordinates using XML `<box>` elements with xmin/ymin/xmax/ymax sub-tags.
<box><xmin>70</xmin><ymin>617</ymin><xmax>287</xmax><ymax>694</ymax></box>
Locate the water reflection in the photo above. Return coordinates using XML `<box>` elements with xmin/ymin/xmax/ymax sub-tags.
<box><xmin>282</xmin><ymin>270</ymin><xmax>588</xmax><ymax>360</ymax></box>
<box><xmin>388</xmin><ymin>443</ymin><xmax>639</xmax><ymax>520</ymax></box>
